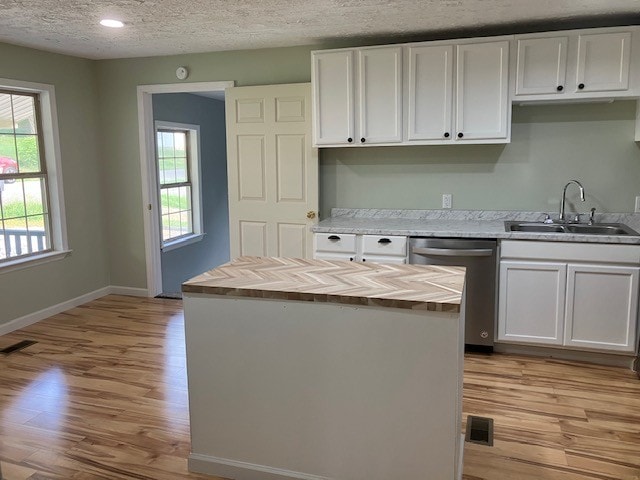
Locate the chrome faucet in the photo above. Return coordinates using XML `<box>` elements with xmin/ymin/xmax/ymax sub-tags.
<box><xmin>559</xmin><ymin>180</ymin><xmax>585</xmax><ymax>222</ymax></box>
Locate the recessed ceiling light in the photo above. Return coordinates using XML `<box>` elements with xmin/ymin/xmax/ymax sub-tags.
<box><xmin>100</xmin><ymin>19</ymin><xmax>124</xmax><ymax>28</ymax></box>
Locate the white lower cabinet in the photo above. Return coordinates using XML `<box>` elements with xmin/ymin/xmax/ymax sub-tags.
<box><xmin>314</xmin><ymin>233</ymin><xmax>407</xmax><ymax>264</ymax></box>
<box><xmin>564</xmin><ymin>264</ymin><xmax>639</xmax><ymax>352</ymax></box>
<box><xmin>498</xmin><ymin>261</ymin><xmax>566</xmax><ymax>345</ymax></box>
<box><xmin>498</xmin><ymin>241</ymin><xmax>640</xmax><ymax>354</ymax></box>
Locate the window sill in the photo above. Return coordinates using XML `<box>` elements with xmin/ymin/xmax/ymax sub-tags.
<box><xmin>0</xmin><ymin>249</ymin><xmax>72</xmax><ymax>275</ymax></box>
<box><xmin>161</xmin><ymin>233</ymin><xmax>205</xmax><ymax>253</ymax></box>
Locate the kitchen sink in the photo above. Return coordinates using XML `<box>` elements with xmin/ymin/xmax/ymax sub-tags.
<box><xmin>504</xmin><ymin>221</ymin><xmax>640</xmax><ymax>236</ymax></box>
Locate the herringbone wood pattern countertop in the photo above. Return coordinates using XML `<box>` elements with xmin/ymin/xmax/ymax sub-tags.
<box><xmin>182</xmin><ymin>256</ymin><xmax>465</xmax><ymax>312</ymax></box>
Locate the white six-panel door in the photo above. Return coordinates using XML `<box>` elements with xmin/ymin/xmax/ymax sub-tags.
<box><xmin>225</xmin><ymin>83</ymin><xmax>318</xmax><ymax>260</ymax></box>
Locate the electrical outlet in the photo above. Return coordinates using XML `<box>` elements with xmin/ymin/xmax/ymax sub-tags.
<box><xmin>635</xmin><ymin>196</ymin><xmax>640</xmax><ymax>213</ymax></box>
<box><xmin>442</xmin><ymin>194</ymin><xmax>452</xmax><ymax>209</ymax></box>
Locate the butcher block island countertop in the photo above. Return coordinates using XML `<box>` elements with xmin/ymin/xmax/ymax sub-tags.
<box><xmin>182</xmin><ymin>255</ymin><xmax>465</xmax><ymax>311</ymax></box>
<box><xmin>182</xmin><ymin>256</ymin><xmax>467</xmax><ymax>480</ymax></box>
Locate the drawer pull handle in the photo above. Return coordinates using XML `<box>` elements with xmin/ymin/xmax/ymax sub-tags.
<box><xmin>377</xmin><ymin>238</ymin><xmax>392</xmax><ymax>244</ymax></box>
<box><xmin>327</xmin><ymin>235</ymin><xmax>341</xmax><ymax>241</ymax></box>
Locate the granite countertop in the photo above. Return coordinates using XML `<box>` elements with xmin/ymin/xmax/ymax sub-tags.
<box><xmin>311</xmin><ymin>209</ymin><xmax>640</xmax><ymax>245</ymax></box>
<box><xmin>182</xmin><ymin>256</ymin><xmax>465</xmax><ymax>312</ymax></box>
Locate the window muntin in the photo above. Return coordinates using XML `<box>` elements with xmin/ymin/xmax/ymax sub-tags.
<box><xmin>156</xmin><ymin>128</ymin><xmax>195</xmax><ymax>244</ymax></box>
<box><xmin>0</xmin><ymin>90</ymin><xmax>53</xmax><ymax>262</ymax></box>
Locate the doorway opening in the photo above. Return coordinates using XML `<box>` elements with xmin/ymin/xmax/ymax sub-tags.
<box><xmin>137</xmin><ymin>81</ymin><xmax>234</xmax><ymax>297</ymax></box>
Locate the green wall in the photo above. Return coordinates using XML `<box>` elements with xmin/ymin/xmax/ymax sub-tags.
<box><xmin>95</xmin><ymin>47</ymin><xmax>640</xmax><ymax>290</ymax></box>
<box><xmin>2</xmin><ymin>38</ymin><xmax>640</xmax><ymax>324</ymax></box>
<box><xmin>0</xmin><ymin>43</ymin><xmax>109</xmax><ymax>324</ymax></box>
<box><xmin>94</xmin><ymin>46</ymin><xmax>314</xmax><ymax>288</ymax></box>
<box><xmin>320</xmin><ymin>101</ymin><xmax>640</xmax><ymax>218</ymax></box>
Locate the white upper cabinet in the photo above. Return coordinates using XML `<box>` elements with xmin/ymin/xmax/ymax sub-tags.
<box><xmin>576</xmin><ymin>32</ymin><xmax>631</xmax><ymax>93</ymax></box>
<box><xmin>406</xmin><ymin>44</ymin><xmax>454</xmax><ymax>141</ymax></box>
<box><xmin>515</xmin><ymin>36</ymin><xmax>568</xmax><ymax>95</ymax></box>
<box><xmin>311</xmin><ymin>46</ymin><xmax>402</xmax><ymax>147</ymax></box>
<box><xmin>455</xmin><ymin>41</ymin><xmax>510</xmax><ymax>142</ymax></box>
<box><xmin>406</xmin><ymin>40</ymin><xmax>510</xmax><ymax>144</ymax></box>
<box><xmin>514</xmin><ymin>27</ymin><xmax>637</xmax><ymax>101</ymax></box>
<box><xmin>358</xmin><ymin>46</ymin><xmax>403</xmax><ymax>144</ymax></box>
<box><xmin>312</xmin><ymin>26</ymin><xmax>639</xmax><ymax>146</ymax></box>
<box><xmin>311</xmin><ymin>50</ymin><xmax>355</xmax><ymax>145</ymax></box>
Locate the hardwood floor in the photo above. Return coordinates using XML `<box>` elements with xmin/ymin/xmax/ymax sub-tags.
<box><xmin>0</xmin><ymin>295</ymin><xmax>639</xmax><ymax>479</ymax></box>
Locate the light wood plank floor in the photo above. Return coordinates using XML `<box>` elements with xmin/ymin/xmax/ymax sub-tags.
<box><xmin>0</xmin><ymin>295</ymin><xmax>639</xmax><ymax>479</ymax></box>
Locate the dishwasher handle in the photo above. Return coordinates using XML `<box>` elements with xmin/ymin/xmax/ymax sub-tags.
<box><xmin>411</xmin><ymin>246</ymin><xmax>494</xmax><ymax>257</ymax></box>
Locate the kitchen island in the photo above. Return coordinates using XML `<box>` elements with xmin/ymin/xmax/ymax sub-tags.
<box><xmin>182</xmin><ymin>256</ymin><xmax>466</xmax><ymax>480</ymax></box>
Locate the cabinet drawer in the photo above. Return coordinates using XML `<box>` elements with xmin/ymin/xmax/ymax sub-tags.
<box><xmin>314</xmin><ymin>252</ymin><xmax>356</xmax><ymax>262</ymax></box>
<box><xmin>314</xmin><ymin>233</ymin><xmax>357</xmax><ymax>253</ymax></box>
<box><xmin>361</xmin><ymin>235</ymin><xmax>407</xmax><ymax>256</ymax></box>
<box><xmin>362</xmin><ymin>255</ymin><xmax>407</xmax><ymax>265</ymax></box>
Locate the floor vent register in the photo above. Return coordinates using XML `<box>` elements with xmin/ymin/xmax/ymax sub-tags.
<box><xmin>1</xmin><ymin>340</ymin><xmax>37</xmax><ymax>355</ymax></box>
<box><xmin>465</xmin><ymin>415</ymin><xmax>494</xmax><ymax>446</ymax></box>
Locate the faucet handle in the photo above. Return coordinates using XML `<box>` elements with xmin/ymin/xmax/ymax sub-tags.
<box><xmin>542</xmin><ymin>213</ymin><xmax>553</xmax><ymax>224</ymax></box>
<box><xmin>589</xmin><ymin>207</ymin><xmax>596</xmax><ymax>225</ymax></box>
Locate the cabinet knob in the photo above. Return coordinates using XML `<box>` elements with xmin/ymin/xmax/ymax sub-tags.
<box><xmin>578</xmin><ymin>83</ymin><xmax>585</xmax><ymax>90</ymax></box>
<box><xmin>362</xmin><ymin>258</ymin><xmax>366</xmax><ymax>262</ymax></box>
<box><xmin>306</xmin><ymin>211</ymin><xmax>316</xmax><ymax>219</ymax></box>
<box><xmin>347</xmin><ymin>137</ymin><xmax>353</xmax><ymax>143</ymax></box>
<box><xmin>360</xmin><ymin>137</ymin><xmax>366</xmax><ymax>143</ymax></box>
<box><xmin>557</xmin><ymin>85</ymin><xmax>563</xmax><ymax>91</ymax></box>
<box><xmin>349</xmin><ymin>257</ymin><xmax>354</xmax><ymax>261</ymax></box>
<box><xmin>444</xmin><ymin>132</ymin><xmax>450</xmax><ymax>138</ymax></box>
<box><xmin>457</xmin><ymin>132</ymin><xmax>464</xmax><ymax>138</ymax></box>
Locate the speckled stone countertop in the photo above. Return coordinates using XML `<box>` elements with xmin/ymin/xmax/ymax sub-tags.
<box><xmin>182</xmin><ymin>256</ymin><xmax>465</xmax><ymax>312</ymax></box>
<box><xmin>312</xmin><ymin>209</ymin><xmax>640</xmax><ymax>245</ymax></box>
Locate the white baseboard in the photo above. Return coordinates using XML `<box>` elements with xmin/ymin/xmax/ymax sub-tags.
<box><xmin>494</xmin><ymin>343</ymin><xmax>636</xmax><ymax>369</ymax></box>
<box><xmin>188</xmin><ymin>453</ymin><xmax>330</xmax><ymax>480</ymax></box>
<box><xmin>108</xmin><ymin>285</ymin><xmax>149</xmax><ymax>297</ymax></box>
<box><xmin>0</xmin><ymin>285</ymin><xmax>150</xmax><ymax>336</ymax></box>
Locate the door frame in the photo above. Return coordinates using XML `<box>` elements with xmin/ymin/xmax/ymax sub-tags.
<box><xmin>137</xmin><ymin>81</ymin><xmax>234</xmax><ymax>297</ymax></box>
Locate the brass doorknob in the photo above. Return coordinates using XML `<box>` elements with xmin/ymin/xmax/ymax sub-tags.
<box><xmin>306</xmin><ymin>211</ymin><xmax>316</xmax><ymax>219</ymax></box>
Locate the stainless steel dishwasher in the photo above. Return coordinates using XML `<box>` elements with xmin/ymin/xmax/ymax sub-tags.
<box><xmin>409</xmin><ymin>238</ymin><xmax>497</xmax><ymax>350</ymax></box>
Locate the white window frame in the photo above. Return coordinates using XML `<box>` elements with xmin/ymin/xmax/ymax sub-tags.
<box><xmin>154</xmin><ymin>121</ymin><xmax>204</xmax><ymax>252</ymax></box>
<box><xmin>0</xmin><ymin>78</ymin><xmax>69</xmax><ymax>274</ymax></box>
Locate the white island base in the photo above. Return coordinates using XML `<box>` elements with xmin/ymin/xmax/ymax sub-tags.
<box><xmin>184</xmin><ymin>294</ymin><xmax>464</xmax><ymax>480</ymax></box>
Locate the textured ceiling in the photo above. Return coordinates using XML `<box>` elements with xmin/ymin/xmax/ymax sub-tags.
<box><xmin>0</xmin><ymin>0</ymin><xmax>638</xmax><ymax>59</ymax></box>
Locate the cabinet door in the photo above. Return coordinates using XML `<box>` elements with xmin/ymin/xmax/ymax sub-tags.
<box><xmin>312</xmin><ymin>50</ymin><xmax>355</xmax><ymax>145</ymax></box>
<box><xmin>358</xmin><ymin>46</ymin><xmax>403</xmax><ymax>144</ymax></box>
<box><xmin>498</xmin><ymin>261</ymin><xmax>566</xmax><ymax>345</ymax></box>
<box><xmin>455</xmin><ymin>41</ymin><xmax>509</xmax><ymax>141</ymax></box>
<box><xmin>576</xmin><ymin>32</ymin><xmax>631</xmax><ymax>92</ymax></box>
<box><xmin>515</xmin><ymin>37</ymin><xmax>568</xmax><ymax>95</ymax></box>
<box><xmin>564</xmin><ymin>265</ymin><xmax>639</xmax><ymax>352</ymax></box>
<box><xmin>406</xmin><ymin>44</ymin><xmax>453</xmax><ymax>141</ymax></box>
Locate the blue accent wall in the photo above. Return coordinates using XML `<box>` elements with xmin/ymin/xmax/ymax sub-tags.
<box><xmin>152</xmin><ymin>93</ymin><xmax>229</xmax><ymax>294</ymax></box>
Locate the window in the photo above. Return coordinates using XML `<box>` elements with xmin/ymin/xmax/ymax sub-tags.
<box><xmin>155</xmin><ymin>122</ymin><xmax>202</xmax><ymax>250</ymax></box>
<box><xmin>0</xmin><ymin>80</ymin><xmax>67</xmax><ymax>269</ymax></box>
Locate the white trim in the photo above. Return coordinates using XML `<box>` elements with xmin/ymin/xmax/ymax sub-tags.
<box><xmin>0</xmin><ymin>249</ymin><xmax>71</xmax><ymax>275</ymax></box>
<box><xmin>108</xmin><ymin>285</ymin><xmax>149</xmax><ymax>297</ymax></box>
<box><xmin>137</xmin><ymin>80</ymin><xmax>234</xmax><ymax>297</ymax></box>
<box><xmin>0</xmin><ymin>285</ymin><xmax>151</xmax><ymax>336</ymax></box>
<box><xmin>161</xmin><ymin>233</ymin><xmax>205</xmax><ymax>252</ymax></box>
<box><xmin>0</xmin><ymin>77</ymin><xmax>69</xmax><ymax>264</ymax></box>
<box><xmin>0</xmin><ymin>286</ymin><xmax>110</xmax><ymax>336</ymax></box>
<box><xmin>188</xmin><ymin>453</ymin><xmax>330</xmax><ymax>480</ymax></box>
